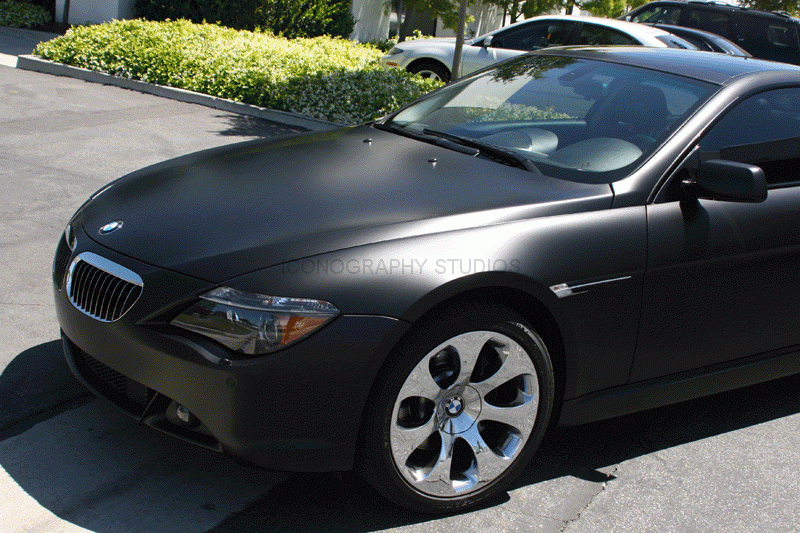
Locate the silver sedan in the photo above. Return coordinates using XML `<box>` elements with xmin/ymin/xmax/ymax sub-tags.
<box><xmin>380</xmin><ymin>15</ymin><xmax>696</xmax><ymax>82</ymax></box>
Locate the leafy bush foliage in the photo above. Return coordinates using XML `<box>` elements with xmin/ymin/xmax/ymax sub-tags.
<box><xmin>0</xmin><ymin>1</ymin><xmax>52</xmax><ymax>28</ymax></box>
<box><xmin>135</xmin><ymin>0</ymin><xmax>355</xmax><ymax>38</ymax></box>
<box><xmin>34</xmin><ymin>19</ymin><xmax>441</xmax><ymax>124</ymax></box>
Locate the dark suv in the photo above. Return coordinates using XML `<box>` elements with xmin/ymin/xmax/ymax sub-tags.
<box><xmin>622</xmin><ymin>1</ymin><xmax>800</xmax><ymax>64</ymax></box>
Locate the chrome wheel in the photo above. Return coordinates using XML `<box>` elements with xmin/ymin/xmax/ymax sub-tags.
<box><xmin>389</xmin><ymin>330</ymin><xmax>539</xmax><ymax>497</ymax></box>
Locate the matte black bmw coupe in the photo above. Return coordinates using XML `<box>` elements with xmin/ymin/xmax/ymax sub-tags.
<box><xmin>54</xmin><ymin>47</ymin><xmax>800</xmax><ymax>513</ymax></box>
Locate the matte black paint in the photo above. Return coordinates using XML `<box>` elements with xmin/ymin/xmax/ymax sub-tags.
<box><xmin>80</xmin><ymin>126</ymin><xmax>612</xmax><ymax>282</ymax></box>
<box><xmin>55</xmin><ymin>48</ymin><xmax>800</xmax><ymax>473</ymax></box>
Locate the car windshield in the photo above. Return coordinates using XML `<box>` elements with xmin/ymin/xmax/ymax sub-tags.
<box><xmin>385</xmin><ymin>55</ymin><xmax>716</xmax><ymax>183</ymax></box>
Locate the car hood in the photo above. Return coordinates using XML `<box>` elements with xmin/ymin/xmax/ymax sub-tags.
<box><xmin>80</xmin><ymin>125</ymin><xmax>613</xmax><ymax>282</ymax></box>
<box><xmin>402</xmin><ymin>37</ymin><xmax>458</xmax><ymax>46</ymax></box>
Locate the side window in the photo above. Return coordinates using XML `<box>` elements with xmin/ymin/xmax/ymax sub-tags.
<box><xmin>575</xmin><ymin>24</ymin><xmax>639</xmax><ymax>46</ymax></box>
<box><xmin>685</xmin><ymin>8</ymin><xmax>732</xmax><ymax>38</ymax></box>
<box><xmin>629</xmin><ymin>5</ymin><xmax>682</xmax><ymax>24</ymax></box>
<box><xmin>733</xmin><ymin>14</ymin><xmax>800</xmax><ymax>63</ymax></box>
<box><xmin>698</xmin><ymin>88</ymin><xmax>800</xmax><ymax>186</ymax></box>
<box><xmin>492</xmin><ymin>21</ymin><xmax>575</xmax><ymax>51</ymax></box>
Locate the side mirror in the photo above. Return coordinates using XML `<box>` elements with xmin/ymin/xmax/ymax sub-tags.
<box><xmin>682</xmin><ymin>159</ymin><xmax>767</xmax><ymax>203</ymax></box>
<box><xmin>482</xmin><ymin>35</ymin><xmax>494</xmax><ymax>48</ymax></box>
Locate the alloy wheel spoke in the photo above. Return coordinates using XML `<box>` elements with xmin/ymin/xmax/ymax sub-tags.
<box><xmin>390</xmin><ymin>415</ymin><xmax>438</xmax><ymax>467</ymax></box>
<box><xmin>473</xmin><ymin>342</ymin><xmax>536</xmax><ymax>396</ymax></box>
<box><xmin>418</xmin><ymin>433</ymin><xmax>458</xmax><ymax>495</ymax></box>
<box><xmin>460</xmin><ymin>424</ymin><xmax>509</xmax><ymax>487</ymax></box>
<box><xmin>446</xmin><ymin>331</ymin><xmax>494</xmax><ymax>385</ymax></box>
<box><xmin>478</xmin><ymin>399</ymin><xmax>536</xmax><ymax>435</ymax></box>
<box><xmin>396</xmin><ymin>360</ymin><xmax>443</xmax><ymax>402</ymax></box>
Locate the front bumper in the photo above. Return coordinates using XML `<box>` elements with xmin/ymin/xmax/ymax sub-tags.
<box><xmin>54</xmin><ymin>227</ymin><xmax>401</xmax><ymax>472</ymax></box>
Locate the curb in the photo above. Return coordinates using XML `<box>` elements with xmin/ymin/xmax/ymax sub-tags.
<box><xmin>16</xmin><ymin>55</ymin><xmax>341</xmax><ymax>132</ymax></box>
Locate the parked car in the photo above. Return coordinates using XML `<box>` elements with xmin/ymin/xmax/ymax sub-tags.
<box><xmin>55</xmin><ymin>47</ymin><xmax>800</xmax><ymax>514</ymax></box>
<box><xmin>648</xmin><ymin>22</ymin><xmax>751</xmax><ymax>55</ymax></box>
<box><xmin>622</xmin><ymin>0</ymin><xmax>800</xmax><ymax>63</ymax></box>
<box><xmin>380</xmin><ymin>15</ymin><xmax>697</xmax><ymax>81</ymax></box>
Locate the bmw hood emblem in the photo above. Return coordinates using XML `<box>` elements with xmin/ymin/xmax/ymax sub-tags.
<box><xmin>99</xmin><ymin>220</ymin><xmax>124</xmax><ymax>235</ymax></box>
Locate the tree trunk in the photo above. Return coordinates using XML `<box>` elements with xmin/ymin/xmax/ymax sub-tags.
<box><xmin>510</xmin><ymin>0</ymin><xmax>519</xmax><ymax>24</ymax></box>
<box><xmin>451</xmin><ymin>0</ymin><xmax>468</xmax><ymax>81</ymax></box>
<box><xmin>399</xmin><ymin>6</ymin><xmax>416</xmax><ymax>42</ymax></box>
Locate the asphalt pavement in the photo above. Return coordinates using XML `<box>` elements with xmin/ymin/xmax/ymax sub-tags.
<box><xmin>1</xmin><ymin>27</ymin><xmax>800</xmax><ymax>533</ymax></box>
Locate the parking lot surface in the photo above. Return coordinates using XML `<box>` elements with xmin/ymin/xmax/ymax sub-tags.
<box><xmin>2</xmin><ymin>63</ymin><xmax>799</xmax><ymax>533</ymax></box>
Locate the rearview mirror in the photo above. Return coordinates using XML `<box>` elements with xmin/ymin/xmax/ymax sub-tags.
<box><xmin>682</xmin><ymin>159</ymin><xmax>767</xmax><ymax>203</ymax></box>
<box><xmin>482</xmin><ymin>35</ymin><xmax>494</xmax><ymax>48</ymax></box>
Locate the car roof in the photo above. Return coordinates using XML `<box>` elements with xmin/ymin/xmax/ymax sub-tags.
<box><xmin>485</xmin><ymin>14</ymin><xmax>692</xmax><ymax>42</ymax></box>
<box><xmin>533</xmin><ymin>46</ymin><xmax>800</xmax><ymax>84</ymax></box>
<box><xmin>623</xmin><ymin>0</ymin><xmax>800</xmax><ymax>23</ymax></box>
<box><xmin>648</xmin><ymin>23</ymin><xmax>751</xmax><ymax>55</ymax></box>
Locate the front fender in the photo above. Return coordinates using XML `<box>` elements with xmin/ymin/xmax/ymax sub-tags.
<box><xmin>226</xmin><ymin>205</ymin><xmax>647</xmax><ymax>400</ymax></box>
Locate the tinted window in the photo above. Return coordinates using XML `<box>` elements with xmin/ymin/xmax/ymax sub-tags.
<box><xmin>492</xmin><ymin>21</ymin><xmax>575</xmax><ymax>52</ymax></box>
<box><xmin>630</xmin><ymin>4</ymin><xmax>682</xmax><ymax>24</ymax></box>
<box><xmin>734</xmin><ymin>14</ymin><xmax>800</xmax><ymax>63</ymax></box>
<box><xmin>575</xmin><ymin>24</ymin><xmax>639</xmax><ymax>45</ymax></box>
<box><xmin>686</xmin><ymin>8</ymin><xmax>732</xmax><ymax>38</ymax></box>
<box><xmin>699</xmin><ymin>88</ymin><xmax>800</xmax><ymax>186</ymax></box>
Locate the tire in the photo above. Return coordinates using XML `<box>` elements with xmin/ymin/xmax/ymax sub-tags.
<box><xmin>407</xmin><ymin>60</ymin><xmax>451</xmax><ymax>83</ymax></box>
<box><xmin>358</xmin><ymin>302</ymin><xmax>555</xmax><ymax>514</ymax></box>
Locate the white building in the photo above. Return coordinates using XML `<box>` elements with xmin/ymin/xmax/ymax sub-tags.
<box><xmin>55</xmin><ymin>0</ymin><xmax>506</xmax><ymax>43</ymax></box>
<box><xmin>349</xmin><ymin>0</ymin><xmax>506</xmax><ymax>42</ymax></box>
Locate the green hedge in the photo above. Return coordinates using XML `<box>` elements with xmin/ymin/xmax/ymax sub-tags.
<box><xmin>0</xmin><ymin>1</ymin><xmax>52</xmax><ymax>28</ymax></box>
<box><xmin>135</xmin><ymin>0</ymin><xmax>355</xmax><ymax>38</ymax></box>
<box><xmin>34</xmin><ymin>20</ymin><xmax>442</xmax><ymax>124</ymax></box>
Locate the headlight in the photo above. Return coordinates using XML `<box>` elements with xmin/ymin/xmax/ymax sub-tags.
<box><xmin>171</xmin><ymin>287</ymin><xmax>339</xmax><ymax>356</ymax></box>
<box><xmin>385</xmin><ymin>46</ymin><xmax>404</xmax><ymax>56</ymax></box>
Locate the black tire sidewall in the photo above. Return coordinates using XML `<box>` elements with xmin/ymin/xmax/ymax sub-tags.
<box><xmin>408</xmin><ymin>60</ymin><xmax>450</xmax><ymax>82</ymax></box>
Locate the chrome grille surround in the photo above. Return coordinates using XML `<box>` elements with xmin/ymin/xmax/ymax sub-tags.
<box><xmin>66</xmin><ymin>252</ymin><xmax>143</xmax><ymax>322</ymax></box>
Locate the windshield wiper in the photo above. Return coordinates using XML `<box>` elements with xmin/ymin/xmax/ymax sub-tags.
<box><xmin>373</xmin><ymin>123</ymin><xmax>480</xmax><ymax>155</ymax></box>
<box><xmin>374</xmin><ymin>123</ymin><xmax>541</xmax><ymax>174</ymax></box>
<box><xmin>422</xmin><ymin>128</ymin><xmax>541</xmax><ymax>174</ymax></box>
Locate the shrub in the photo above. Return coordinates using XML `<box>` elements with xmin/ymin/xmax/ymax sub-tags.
<box><xmin>34</xmin><ymin>19</ymin><xmax>441</xmax><ymax>124</ymax></box>
<box><xmin>0</xmin><ymin>0</ymin><xmax>52</xmax><ymax>28</ymax></box>
<box><xmin>286</xmin><ymin>68</ymin><xmax>441</xmax><ymax>123</ymax></box>
<box><xmin>134</xmin><ymin>0</ymin><xmax>355</xmax><ymax>38</ymax></box>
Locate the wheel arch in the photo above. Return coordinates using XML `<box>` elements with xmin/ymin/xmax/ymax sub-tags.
<box><xmin>354</xmin><ymin>277</ymin><xmax>567</xmax><ymax>510</ymax></box>
<box><xmin>361</xmin><ymin>272</ymin><xmax>569</xmax><ymax>445</ymax></box>
<box><xmin>404</xmin><ymin>283</ymin><xmax>567</xmax><ymax>427</ymax></box>
<box><xmin>406</xmin><ymin>58</ymin><xmax>452</xmax><ymax>81</ymax></box>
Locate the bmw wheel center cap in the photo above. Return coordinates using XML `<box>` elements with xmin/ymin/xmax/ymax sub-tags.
<box><xmin>445</xmin><ymin>396</ymin><xmax>464</xmax><ymax>417</ymax></box>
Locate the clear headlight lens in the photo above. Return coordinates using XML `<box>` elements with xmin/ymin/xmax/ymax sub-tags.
<box><xmin>171</xmin><ymin>287</ymin><xmax>339</xmax><ymax>356</ymax></box>
<box><xmin>385</xmin><ymin>46</ymin><xmax>404</xmax><ymax>56</ymax></box>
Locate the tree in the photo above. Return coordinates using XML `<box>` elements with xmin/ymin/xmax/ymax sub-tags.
<box><xmin>739</xmin><ymin>0</ymin><xmax>800</xmax><ymax>14</ymax></box>
<box><xmin>580</xmin><ymin>0</ymin><xmax>627</xmax><ymax>17</ymax></box>
<box><xmin>521</xmin><ymin>0</ymin><xmax>637</xmax><ymax>18</ymax></box>
<box><xmin>392</xmin><ymin>0</ymin><xmax>473</xmax><ymax>41</ymax></box>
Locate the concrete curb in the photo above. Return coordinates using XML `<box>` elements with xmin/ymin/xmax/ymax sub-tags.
<box><xmin>16</xmin><ymin>55</ymin><xmax>341</xmax><ymax>132</ymax></box>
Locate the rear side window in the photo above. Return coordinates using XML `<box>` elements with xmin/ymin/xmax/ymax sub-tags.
<box><xmin>575</xmin><ymin>24</ymin><xmax>639</xmax><ymax>45</ymax></box>
<box><xmin>734</xmin><ymin>14</ymin><xmax>800</xmax><ymax>63</ymax></box>
<box><xmin>630</xmin><ymin>4</ymin><xmax>682</xmax><ymax>24</ymax></box>
<box><xmin>685</xmin><ymin>8</ymin><xmax>732</xmax><ymax>38</ymax></box>
<box><xmin>492</xmin><ymin>21</ymin><xmax>576</xmax><ymax>51</ymax></box>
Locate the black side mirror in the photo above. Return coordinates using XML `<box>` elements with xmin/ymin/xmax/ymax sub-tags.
<box><xmin>682</xmin><ymin>159</ymin><xmax>767</xmax><ymax>203</ymax></box>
